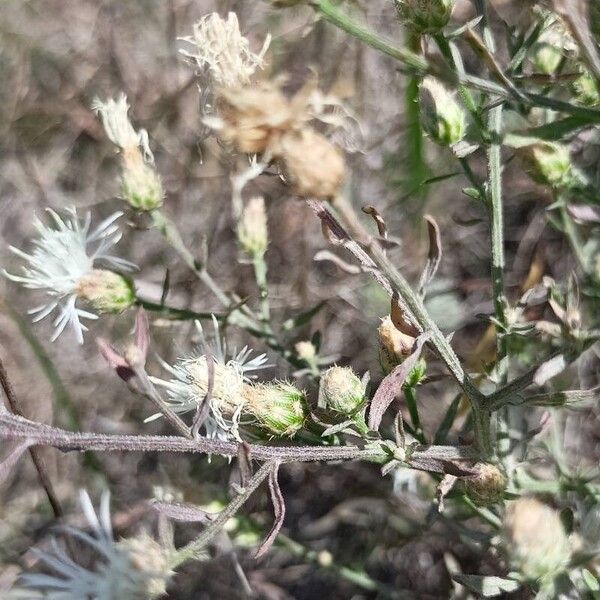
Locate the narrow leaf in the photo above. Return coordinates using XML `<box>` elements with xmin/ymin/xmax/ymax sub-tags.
<box><xmin>368</xmin><ymin>332</ymin><xmax>430</xmax><ymax>431</ymax></box>
<box><xmin>452</xmin><ymin>574</ymin><xmax>519</xmax><ymax>597</ymax></box>
<box><xmin>0</xmin><ymin>439</ymin><xmax>34</xmax><ymax>484</ymax></box>
<box><xmin>418</xmin><ymin>215</ymin><xmax>442</xmax><ymax>294</ymax></box>
<box><xmin>152</xmin><ymin>500</ymin><xmax>212</xmax><ymax>523</ymax></box>
<box><xmin>534</xmin><ymin>354</ymin><xmax>567</xmax><ymax>386</ymax></box>
<box><xmin>255</xmin><ymin>462</ymin><xmax>285</xmax><ymax>558</ymax></box>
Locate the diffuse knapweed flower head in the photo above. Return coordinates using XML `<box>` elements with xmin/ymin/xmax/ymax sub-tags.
<box><xmin>18</xmin><ymin>491</ymin><xmax>173</xmax><ymax>600</ymax></box>
<box><xmin>503</xmin><ymin>497</ymin><xmax>572</xmax><ymax>583</ymax></box>
<box><xmin>150</xmin><ymin>318</ymin><xmax>269</xmax><ymax>441</ymax></box>
<box><xmin>243</xmin><ymin>380</ymin><xmax>308</xmax><ymax>436</ymax></box>
<box><xmin>3</xmin><ymin>208</ymin><xmax>135</xmax><ymax>343</ymax></box>
<box><xmin>419</xmin><ymin>76</ymin><xmax>466</xmax><ymax>146</ymax></box>
<box><xmin>318</xmin><ymin>366</ymin><xmax>366</xmax><ymax>416</ymax></box>
<box><xmin>395</xmin><ymin>0</ymin><xmax>455</xmax><ymax>34</ymax></box>
<box><xmin>93</xmin><ymin>94</ymin><xmax>164</xmax><ymax>211</ymax></box>
<box><xmin>179</xmin><ymin>12</ymin><xmax>271</xmax><ymax>89</ymax></box>
<box><xmin>463</xmin><ymin>462</ymin><xmax>507</xmax><ymax>506</ymax></box>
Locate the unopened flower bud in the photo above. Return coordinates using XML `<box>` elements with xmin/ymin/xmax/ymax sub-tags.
<box><xmin>121</xmin><ymin>148</ymin><xmax>164</xmax><ymax>211</ymax></box>
<box><xmin>395</xmin><ymin>0</ymin><xmax>455</xmax><ymax>34</ymax></box>
<box><xmin>464</xmin><ymin>462</ymin><xmax>506</xmax><ymax>506</ymax></box>
<box><xmin>318</xmin><ymin>366</ymin><xmax>365</xmax><ymax>416</ymax></box>
<box><xmin>573</xmin><ymin>68</ymin><xmax>600</xmax><ymax>106</ymax></box>
<box><xmin>278</xmin><ymin>128</ymin><xmax>345</xmax><ymax>198</ymax></box>
<box><xmin>530</xmin><ymin>13</ymin><xmax>576</xmax><ymax>75</ymax></box>
<box><xmin>295</xmin><ymin>340</ymin><xmax>317</xmax><ymax>362</ymax></box>
<box><xmin>419</xmin><ymin>76</ymin><xmax>466</xmax><ymax>146</ymax></box>
<box><xmin>238</xmin><ymin>197</ymin><xmax>268</xmax><ymax>257</ymax></box>
<box><xmin>76</xmin><ymin>269</ymin><xmax>135</xmax><ymax>314</ymax></box>
<box><xmin>523</xmin><ymin>141</ymin><xmax>572</xmax><ymax>188</ymax></box>
<box><xmin>243</xmin><ymin>381</ymin><xmax>308</xmax><ymax>436</ymax></box>
<box><xmin>116</xmin><ymin>533</ymin><xmax>173</xmax><ymax>599</ymax></box>
<box><xmin>503</xmin><ymin>498</ymin><xmax>571</xmax><ymax>581</ymax></box>
<box><xmin>378</xmin><ymin>315</ymin><xmax>415</xmax><ymax>373</ymax></box>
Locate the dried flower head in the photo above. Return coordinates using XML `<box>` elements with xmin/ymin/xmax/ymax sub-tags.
<box><xmin>238</xmin><ymin>196</ymin><xmax>268</xmax><ymax>257</ymax></box>
<box><xmin>378</xmin><ymin>315</ymin><xmax>416</xmax><ymax>373</ymax></box>
<box><xmin>503</xmin><ymin>497</ymin><xmax>571</xmax><ymax>582</ymax></box>
<box><xmin>395</xmin><ymin>0</ymin><xmax>455</xmax><ymax>34</ymax></box>
<box><xmin>419</xmin><ymin>76</ymin><xmax>466</xmax><ymax>146</ymax></box>
<box><xmin>151</xmin><ymin>318</ymin><xmax>269</xmax><ymax>441</ymax></box>
<box><xmin>93</xmin><ymin>94</ymin><xmax>164</xmax><ymax>211</ymax></box>
<box><xmin>18</xmin><ymin>491</ymin><xmax>172</xmax><ymax>600</ymax></box>
<box><xmin>464</xmin><ymin>462</ymin><xmax>507</xmax><ymax>506</ymax></box>
<box><xmin>318</xmin><ymin>366</ymin><xmax>366</xmax><ymax>416</ymax></box>
<box><xmin>179</xmin><ymin>12</ymin><xmax>270</xmax><ymax>88</ymax></box>
<box><xmin>213</xmin><ymin>82</ymin><xmax>297</xmax><ymax>154</ymax></box>
<box><xmin>243</xmin><ymin>381</ymin><xmax>308</xmax><ymax>436</ymax></box>
<box><xmin>3</xmin><ymin>208</ymin><xmax>135</xmax><ymax>343</ymax></box>
<box><xmin>277</xmin><ymin>127</ymin><xmax>346</xmax><ymax>198</ymax></box>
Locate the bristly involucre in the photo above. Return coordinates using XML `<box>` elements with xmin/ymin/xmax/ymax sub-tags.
<box><xmin>16</xmin><ymin>491</ymin><xmax>173</xmax><ymax>600</ymax></box>
<box><xmin>179</xmin><ymin>12</ymin><xmax>271</xmax><ymax>89</ymax></box>
<box><xmin>150</xmin><ymin>317</ymin><xmax>269</xmax><ymax>441</ymax></box>
<box><xmin>3</xmin><ymin>208</ymin><xmax>135</xmax><ymax>344</ymax></box>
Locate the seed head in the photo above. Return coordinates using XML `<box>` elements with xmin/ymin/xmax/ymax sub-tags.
<box><xmin>238</xmin><ymin>196</ymin><xmax>268</xmax><ymax>257</ymax></box>
<box><xmin>76</xmin><ymin>269</ymin><xmax>135</xmax><ymax>314</ymax></box>
<box><xmin>278</xmin><ymin>127</ymin><xmax>345</xmax><ymax>198</ymax></box>
<box><xmin>395</xmin><ymin>0</ymin><xmax>455</xmax><ymax>34</ymax></box>
<box><xmin>318</xmin><ymin>366</ymin><xmax>365</xmax><ymax>416</ymax></box>
<box><xmin>464</xmin><ymin>462</ymin><xmax>507</xmax><ymax>507</ymax></box>
<box><xmin>503</xmin><ymin>497</ymin><xmax>571</xmax><ymax>582</ymax></box>
<box><xmin>419</xmin><ymin>76</ymin><xmax>466</xmax><ymax>146</ymax></box>
<box><xmin>243</xmin><ymin>381</ymin><xmax>308</xmax><ymax>436</ymax></box>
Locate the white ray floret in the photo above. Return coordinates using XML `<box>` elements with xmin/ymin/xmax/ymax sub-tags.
<box><xmin>3</xmin><ymin>208</ymin><xmax>135</xmax><ymax>344</ymax></box>
<box><xmin>92</xmin><ymin>93</ymin><xmax>154</xmax><ymax>162</ymax></box>
<box><xmin>150</xmin><ymin>316</ymin><xmax>269</xmax><ymax>441</ymax></box>
<box><xmin>16</xmin><ymin>491</ymin><xmax>171</xmax><ymax>600</ymax></box>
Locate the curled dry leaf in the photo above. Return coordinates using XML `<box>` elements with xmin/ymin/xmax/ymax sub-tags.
<box><xmin>255</xmin><ymin>461</ymin><xmax>285</xmax><ymax>558</ymax></box>
<box><xmin>368</xmin><ymin>332</ymin><xmax>430</xmax><ymax>432</ymax></box>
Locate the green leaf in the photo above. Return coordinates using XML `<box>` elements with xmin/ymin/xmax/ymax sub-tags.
<box><xmin>522</xmin><ymin>117</ymin><xmax>590</xmax><ymax>141</ymax></box>
<box><xmin>452</xmin><ymin>574</ymin><xmax>520</xmax><ymax>597</ymax></box>
<box><xmin>462</xmin><ymin>187</ymin><xmax>481</xmax><ymax>200</ymax></box>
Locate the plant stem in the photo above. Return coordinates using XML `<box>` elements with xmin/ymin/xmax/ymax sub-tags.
<box><xmin>403</xmin><ymin>385</ymin><xmax>426</xmax><ymax>444</ymax></box>
<box><xmin>172</xmin><ymin>461</ymin><xmax>274</xmax><ymax>566</ymax></box>
<box><xmin>0</xmin><ymin>356</ymin><xmax>63</xmax><ymax>519</ymax></box>
<box><xmin>310</xmin><ymin>0</ymin><xmax>428</xmax><ymax>73</ymax></box>
<box><xmin>252</xmin><ymin>254</ymin><xmax>270</xmax><ymax>324</ymax></box>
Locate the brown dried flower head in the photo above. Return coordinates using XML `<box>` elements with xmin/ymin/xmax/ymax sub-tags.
<box><xmin>214</xmin><ymin>82</ymin><xmax>297</xmax><ymax>154</ymax></box>
<box><xmin>277</xmin><ymin>127</ymin><xmax>345</xmax><ymax>199</ymax></box>
<box><xmin>464</xmin><ymin>462</ymin><xmax>506</xmax><ymax>506</ymax></box>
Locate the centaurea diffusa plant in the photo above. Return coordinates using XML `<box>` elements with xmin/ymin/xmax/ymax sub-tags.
<box><xmin>2</xmin><ymin>2</ymin><xmax>600</xmax><ymax>598</ymax></box>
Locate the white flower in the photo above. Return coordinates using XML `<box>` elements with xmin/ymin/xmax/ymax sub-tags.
<box><xmin>3</xmin><ymin>208</ymin><xmax>135</xmax><ymax>344</ymax></box>
<box><xmin>150</xmin><ymin>317</ymin><xmax>269</xmax><ymax>441</ymax></box>
<box><xmin>17</xmin><ymin>491</ymin><xmax>172</xmax><ymax>600</ymax></box>
<box><xmin>92</xmin><ymin>94</ymin><xmax>153</xmax><ymax>162</ymax></box>
<box><xmin>179</xmin><ymin>12</ymin><xmax>271</xmax><ymax>88</ymax></box>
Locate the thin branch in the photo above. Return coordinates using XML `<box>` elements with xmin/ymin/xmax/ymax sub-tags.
<box><xmin>0</xmin><ymin>357</ymin><xmax>63</xmax><ymax>519</ymax></box>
